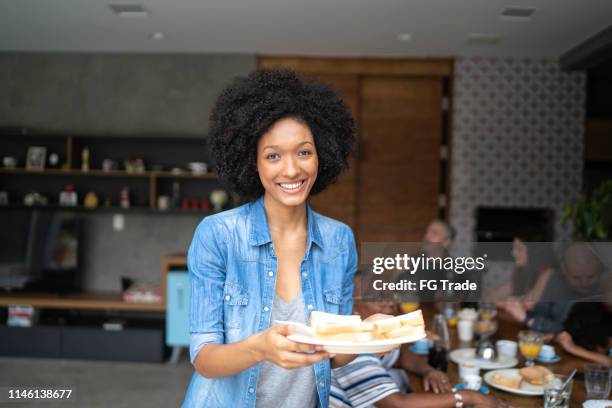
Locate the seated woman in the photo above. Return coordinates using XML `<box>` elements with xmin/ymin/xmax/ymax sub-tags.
<box><xmin>489</xmin><ymin>237</ymin><xmax>554</xmax><ymax>306</ymax></box>
<box><xmin>555</xmin><ymin>275</ymin><xmax>612</xmax><ymax>367</ymax></box>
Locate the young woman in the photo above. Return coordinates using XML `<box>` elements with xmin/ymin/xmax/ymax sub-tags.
<box><xmin>555</xmin><ymin>274</ymin><xmax>612</xmax><ymax>367</ymax></box>
<box><xmin>182</xmin><ymin>70</ymin><xmax>358</xmax><ymax>407</ymax></box>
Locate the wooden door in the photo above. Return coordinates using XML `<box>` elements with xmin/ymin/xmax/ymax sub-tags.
<box><xmin>358</xmin><ymin>76</ymin><xmax>443</xmax><ymax>242</ymax></box>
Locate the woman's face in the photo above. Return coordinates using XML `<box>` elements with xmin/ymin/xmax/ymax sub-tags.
<box><xmin>257</xmin><ymin>117</ymin><xmax>318</xmax><ymax>208</ymax></box>
<box><xmin>512</xmin><ymin>238</ymin><xmax>528</xmax><ymax>267</ymax></box>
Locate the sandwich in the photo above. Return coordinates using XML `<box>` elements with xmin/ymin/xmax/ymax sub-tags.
<box><xmin>519</xmin><ymin>366</ymin><xmax>554</xmax><ymax>385</ymax></box>
<box><xmin>308</xmin><ymin>310</ymin><xmax>425</xmax><ymax>342</ymax></box>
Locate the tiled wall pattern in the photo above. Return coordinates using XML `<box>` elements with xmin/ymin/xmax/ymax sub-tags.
<box><xmin>449</xmin><ymin>58</ymin><xmax>586</xmax><ymax>285</ymax></box>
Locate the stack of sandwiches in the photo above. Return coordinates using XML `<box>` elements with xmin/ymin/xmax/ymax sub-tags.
<box><xmin>309</xmin><ymin>310</ymin><xmax>425</xmax><ymax>342</ymax></box>
<box><xmin>490</xmin><ymin>366</ymin><xmax>554</xmax><ymax>389</ymax></box>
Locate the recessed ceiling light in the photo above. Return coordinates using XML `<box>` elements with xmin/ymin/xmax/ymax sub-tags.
<box><xmin>109</xmin><ymin>4</ymin><xmax>150</xmax><ymax>18</ymax></box>
<box><xmin>149</xmin><ymin>32</ymin><xmax>165</xmax><ymax>41</ymax></box>
<box><xmin>501</xmin><ymin>6</ymin><xmax>536</xmax><ymax>21</ymax></box>
<box><xmin>397</xmin><ymin>33</ymin><xmax>412</xmax><ymax>42</ymax></box>
<box><xmin>467</xmin><ymin>33</ymin><xmax>501</xmax><ymax>45</ymax></box>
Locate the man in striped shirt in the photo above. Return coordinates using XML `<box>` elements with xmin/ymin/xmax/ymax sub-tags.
<box><xmin>330</xmin><ymin>274</ymin><xmax>512</xmax><ymax>408</ymax></box>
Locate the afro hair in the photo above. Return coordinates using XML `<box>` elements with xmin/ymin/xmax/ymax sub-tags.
<box><xmin>208</xmin><ymin>69</ymin><xmax>356</xmax><ymax>200</ymax></box>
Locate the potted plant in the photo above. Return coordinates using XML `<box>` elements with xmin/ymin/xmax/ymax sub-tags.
<box><xmin>562</xmin><ymin>179</ymin><xmax>612</xmax><ymax>241</ymax></box>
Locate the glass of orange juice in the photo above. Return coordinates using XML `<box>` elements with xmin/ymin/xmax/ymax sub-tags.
<box><xmin>400</xmin><ymin>302</ymin><xmax>420</xmax><ymax>314</ymax></box>
<box><xmin>518</xmin><ymin>330</ymin><xmax>542</xmax><ymax>367</ymax></box>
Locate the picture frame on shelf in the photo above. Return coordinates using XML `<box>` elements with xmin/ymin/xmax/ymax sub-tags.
<box><xmin>26</xmin><ymin>146</ymin><xmax>47</xmax><ymax>170</ymax></box>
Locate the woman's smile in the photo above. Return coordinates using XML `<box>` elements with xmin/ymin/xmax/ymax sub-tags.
<box><xmin>277</xmin><ymin>179</ymin><xmax>306</xmax><ymax>194</ymax></box>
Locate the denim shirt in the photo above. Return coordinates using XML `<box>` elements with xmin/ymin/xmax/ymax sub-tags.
<box><xmin>182</xmin><ymin>196</ymin><xmax>357</xmax><ymax>408</ymax></box>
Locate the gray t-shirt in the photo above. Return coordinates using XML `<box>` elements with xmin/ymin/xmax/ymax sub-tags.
<box><xmin>256</xmin><ymin>293</ymin><xmax>318</xmax><ymax>408</ymax></box>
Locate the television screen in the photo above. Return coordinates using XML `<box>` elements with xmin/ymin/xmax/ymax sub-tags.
<box><xmin>0</xmin><ymin>209</ymin><xmax>82</xmax><ymax>293</ymax></box>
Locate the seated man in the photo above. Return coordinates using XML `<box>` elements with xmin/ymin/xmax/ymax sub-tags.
<box><xmin>502</xmin><ymin>242</ymin><xmax>605</xmax><ymax>333</ymax></box>
<box><xmin>396</xmin><ymin>219</ymin><xmax>456</xmax><ymax>303</ymax></box>
<box><xmin>330</xmin><ymin>272</ymin><xmax>512</xmax><ymax>408</ymax></box>
<box><xmin>421</xmin><ymin>219</ymin><xmax>482</xmax><ymax>304</ymax></box>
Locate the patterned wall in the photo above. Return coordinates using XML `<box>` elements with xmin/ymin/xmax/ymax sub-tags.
<box><xmin>449</xmin><ymin>58</ymin><xmax>586</xmax><ymax>284</ymax></box>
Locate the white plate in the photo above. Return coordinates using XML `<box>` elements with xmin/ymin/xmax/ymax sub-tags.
<box><xmin>583</xmin><ymin>400</ymin><xmax>612</xmax><ymax>408</ymax></box>
<box><xmin>275</xmin><ymin>320</ymin><xmax>426</xmax><ymax>354</ymax></box>
<box><xmin>449</xmin><ymin>348</ymin><xmax>518</xmax><ymax>370</ymax></box>
<box><xmin>484</xmin><ymin>369</ymin><xmax>544</xmax><ymax>396</ymax></box>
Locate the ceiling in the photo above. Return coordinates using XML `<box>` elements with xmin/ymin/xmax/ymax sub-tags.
<box><xmin>1</xmin><ymin>0</ymin><xmax>611</xmax><ymax>58</ymax></box>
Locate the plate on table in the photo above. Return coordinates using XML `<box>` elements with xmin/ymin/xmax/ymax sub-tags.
<box><xmin>409</xmin><ymin>339</ymin><xmax>432</xmax><ymax>355</ymax></box>
<box><xmin>409</xmin><ymin>344</ymin><xmax>430</xmax><ymax>355</ymax></box>
<box><xmin>483</xmin><ymin>369</ymin><xmax>543</xmax><ymax>396</ymax></box>
<box><xmin>449</xmin><ymin>348</ymin><xmax>518</xmax><ymax>370</ymax></box>
<box><xmin>583</xmin><ymin>400</ymin><xmax>612</xmax><ymax>408</ymax></box>
<box><xmin>275</xmin><ymin>320</ymin><xmax>426</xmax><ymax>354</ymax></box>
<box><xmin>536</xmin><ymin>354</ymin><xmax>561</xmax><ymax>364</ymax></box>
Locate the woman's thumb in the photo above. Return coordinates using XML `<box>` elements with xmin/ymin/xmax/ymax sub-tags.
<box><xmin>275</xmin><ymin>324</ymin><xmax>294</xmax><ymax>336</ymax></box>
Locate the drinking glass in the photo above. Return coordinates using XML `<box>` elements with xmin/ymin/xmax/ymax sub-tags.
<box><xmin>478</xmin><ymin>302</ymin><xmax>497</xmax><ymax>320</ymax></box>
<box><xmin>400</xmin><ymin>302</ymin><xmax>420</xmax><ymax>314</ymax></box>
<box><xmin>518</xmin><ymin>330</ymin><xmax>542</xmax><ymax>367</ymax></box>
<box><xmin>585</xmin><ymin>364</ymin><xmax>611</xmax><ymax>399</ymax></box>
<box><xmin>432</xmin><ymin>314</ymin><xmax>450</xmax><ymax>350</ymax></box>
<box><xmin>543</xmin><ymin>374</ymin><xmax>573</xmax><ymax>408</ymax></box>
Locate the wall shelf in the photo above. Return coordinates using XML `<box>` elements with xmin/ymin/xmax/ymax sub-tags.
<box><xmin>0</xmin><ymin>168</ymin><xmax>218</xmax><ymax>180</ymax></box>
<box><xmin>0</xmin><ymin>292</ymin><xmax>165</xmax><ymax>312</ymax></box>
<box><xmin>0</xmin><ymin>134</ymin><xmax>228</xmax><ymax>211</ymax></box>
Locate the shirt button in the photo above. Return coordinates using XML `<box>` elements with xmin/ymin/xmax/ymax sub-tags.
<box><xmin>248</xmin><ymin>387</ymin><xmax>254</xmax><ymax>393</ymax></box>
<box><xmin>263</xmin><ymin>306</ymin><xmax>270</xmax><ymax>312</ymax></box>
<box><xmin>319</xmin><ymin>382</ymin><xmax>325</xmax><ymax>388</ymax></box>
<box><xmin>268</xmin><ymin>271</ymin><xmax>273</xmax><ymax>277</ymax></box>
<box><xmin>302</xmin><ymin>272</ymin><xmax>308</xmax><ymax>278</ymax></box>
<box><xmin>224</xmin><ymin>295</ymin><xmax>230</xmax><ymax>301</ymax></box>
<box><xmin>307</xmin><ymin>304</ymin><xmax>314</xmax><ymax>310</ymax></box>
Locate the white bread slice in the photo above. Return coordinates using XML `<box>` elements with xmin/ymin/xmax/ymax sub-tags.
<box><xmin>316</xmin><ymin>331</ymin><xmax>377</xmax><ymax>342</ymax></box>
<box><xmin>309</xmin><ymin>311</ymin><xmax>361</xmax><ymax>331</ymax></box>
<box><xmin>491</xmin><ymin>374</ymin><xmax>522</xmax><ymax>389</ymax></box>
<box><xmin>398</xmin><ymin>310</ymin><xmax>425</xmax><ymax>327</ymax></box>
<box><xmin>373</xmin><ymin>318</ymin><xmax>403</xmax><ymax>334</ymax></box>
<box><xmin>383</xmin><ymin>325</ymin><xmax>424</xmax><ymax>339</ymax></box>
<box><xmin>316</xmin><ymin>322</ymin><xmax>375</xmax><ymax>335</ymax></box>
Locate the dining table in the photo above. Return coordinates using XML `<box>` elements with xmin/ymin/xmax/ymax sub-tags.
<box><xmin>406</xmin><ymin>304</ymin><xmax>593</xmax><ymax>408</ymax></box>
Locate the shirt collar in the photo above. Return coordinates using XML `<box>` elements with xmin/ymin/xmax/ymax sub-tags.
<box><xmin>248</xmin><ymin>196</ymin><xmax>324</xmax><ymax>250</ymax></box>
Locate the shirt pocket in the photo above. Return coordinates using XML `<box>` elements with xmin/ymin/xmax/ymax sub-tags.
<box><xmin>223</xmin><ymin>282</ymin><xmax>249</xmax><ymax>330</ymax></box>
<box><xmin>323</xmin><ymin>286</ymin><xmax>342</xmax><ymax>314</ymax></box>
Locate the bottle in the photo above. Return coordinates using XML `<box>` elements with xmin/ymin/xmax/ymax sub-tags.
<box><xmin>81</xmin><ymin>147</ymin><xmax>90</xmax><ymax>172</ymax></box>
<box><xmin>120</xmin><ymin>187</ymin><xmax>130</xmax><ymax>209</ymax></box>
<box><xmin>428</xmin><ymin>314</ymin><xmax>450</xmax><ymax>372</ymax></box>
<box><xmin>172</xmin><ymin>182</ymin><xmax>180</xmax><ymax>209</ymax></box>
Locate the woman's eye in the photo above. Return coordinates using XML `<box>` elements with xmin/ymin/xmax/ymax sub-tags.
<box><xmin>265</xmin><ymin>153</ymin><xmax>280</xmax><ymax>160</ymax></box>
<box><xmin>298</xmin><ymin>150</ymin><xmax>312</xmax><ymax>157</ymax></box>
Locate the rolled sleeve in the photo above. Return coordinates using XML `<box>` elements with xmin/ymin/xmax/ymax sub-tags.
<box><xmin>188</xmin><ymin>217</ymin><xmax>227</xmax><ymax>362</ymax></box>
<box><xmin>189</xmin><ymin>332</ymin><xmax>223</xmax><ymax>364</ymax></box>
<box><xmin>340</xmin><ymin>226</ymin><xmax>357</xmax><ymax>316</ymax></box>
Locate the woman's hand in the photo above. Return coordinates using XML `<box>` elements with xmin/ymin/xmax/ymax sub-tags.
<box><xmin>501</xmin><ymin>299</ymin><xmax>527</xmax><ymax>323</ymax></box>
<box><xmin>253</xmin><ymin>325</ymin><xmax>332</xmax><ymax>369</ymax></box>
<box><xmin>423</xmin><ymin>369</ymin><xmax>451</xmax><ymax>393</ymax></box>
